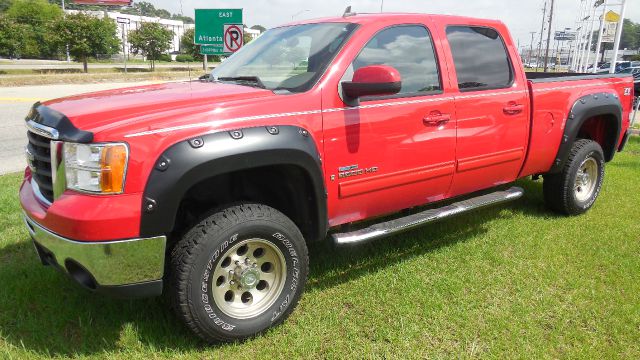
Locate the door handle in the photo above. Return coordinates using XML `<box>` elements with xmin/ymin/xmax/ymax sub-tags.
<box><xmin>503</xmin><ymin>103</ymin><xmax>525</xmax><ymax>115</ymax></box>
<box><xmin>423</xmin><ymin>112</ymin><xmax>451</xmax><ymax>126</ymax></box>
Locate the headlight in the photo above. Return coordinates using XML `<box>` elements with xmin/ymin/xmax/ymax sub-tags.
<box><xmin>64</xmin><ymin>142</ymin><xmax>129</xmax><ymax>194</ymax></box>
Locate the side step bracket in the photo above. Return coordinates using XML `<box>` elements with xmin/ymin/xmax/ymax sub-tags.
<box><xmin>331</xmin><ymin>187</ymin><xmax>524</xmax><ymax>245</ymax></box>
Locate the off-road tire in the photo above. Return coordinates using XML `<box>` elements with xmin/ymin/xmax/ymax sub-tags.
<box><xmin>169</xmin><ymin>203</ymin><xmax>309</xmax><ymax>343</ymax></box>
<box><xmin>543</xmin><ymin>139</ymin><xmax>605</xmax><ymax>215</ymax></box>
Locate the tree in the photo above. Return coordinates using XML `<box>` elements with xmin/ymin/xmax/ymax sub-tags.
<box><xmin>5</xmin><ymin>0</ymin><xmax>62</xmax><ymax>58</ymax></box>
<box><xmin>53</xmin><ymin>13</ymin><xmax>119</xmax><ymax>72</ymax></box>
<box><xmin>620</xmin><ymin>19</ymin><xmax>639</xmax><ymax>50</ymax></box>
<box><xmin>180</xmin><ymin>28</ymin><xmax>202</xmax><ymax>61</ymax></box>
<box><xmin>243</xmin><ymin>26</ymin><xmax>253</xmax><ymax>45</ymax></box>
<box><xmin>0</xmin><ymin>15</ymin><xmax>37</xmax><ymax>58</ymax></box>
<box><xmin>172</xmin><ymin>14</ymin><xmax>194</xmax><ymax>23</ymax></box>
<box><xmin>128</xmin><ymin>22</ymin><xmax>173</xmax><ymax>71</ymax></box>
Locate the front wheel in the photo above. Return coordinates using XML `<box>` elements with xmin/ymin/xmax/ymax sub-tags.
<box><xmin>543</xmin><ymin>139</ymin><xmax>605</xmax><ymax>215</ymax></box>
<box><xmin>169</xmin><ymin>203</ymin><xmax>308</xmax><ymax>343</ymax></box>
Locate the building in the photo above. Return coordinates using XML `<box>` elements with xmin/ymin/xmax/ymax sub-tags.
<box><xmin>245</xmin><ymin>28</ymin><xmax>261</xmax><ymax>41</ymax></box>
<box><xmin>66</xmin><ymin>10</ymin><xmax>190</xmax><ymax>55</ymax></box>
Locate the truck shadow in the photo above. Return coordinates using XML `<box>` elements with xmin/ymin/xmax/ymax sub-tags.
<box><xmin>0</xmin><ymin>179</ymin><xmax>551</xmax><ymax>356</ymax></box>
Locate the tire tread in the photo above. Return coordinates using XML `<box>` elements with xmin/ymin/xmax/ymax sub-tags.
<box><xmin>543</xmin><ymin>139</ymin><xmax>604</xmax><ymax>215</ymax></box>
<box><xmin>168</xmin><ymin>203</ymin><xmax>308</xmax><ymax>343</ymax></box>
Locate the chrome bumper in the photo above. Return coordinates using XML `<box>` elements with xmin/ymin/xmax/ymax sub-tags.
<box><xmin>24</xmin><ymin>215</ymin><xmax>166</xmax><ymax>297</ymax></box>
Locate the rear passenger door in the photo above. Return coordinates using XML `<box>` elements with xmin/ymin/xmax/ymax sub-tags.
<box><xmin>442</xmin><ymin>25</ymin><xmax>529</xmax><ymax>196</ymax></box>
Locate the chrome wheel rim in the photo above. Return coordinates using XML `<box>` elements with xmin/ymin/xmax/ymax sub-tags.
<box><xmin>574</xmin><ymin>157</ymin><xmax>598</xmax><ymax>202</ymax></box>
<box><xmin>211</xmin><ymin>239</ymin><xmax>287</xmax><ymax>319</ymax></box>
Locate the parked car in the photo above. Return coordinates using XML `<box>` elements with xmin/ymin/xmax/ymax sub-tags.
<box><xmin>595</xmin><ymin>61</ymin><xmax>633</xmax><ymax>74</ymax></box>
<box><xmin>20</xmin><ymin>13</ymin><xmax>634</xmax><ymax>343</ymax></box>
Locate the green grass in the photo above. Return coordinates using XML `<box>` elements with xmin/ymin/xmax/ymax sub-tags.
<box><xmin>1</xmin><ymin>138</ymin><xmax>639</xmax><ymax>359</ymax></box>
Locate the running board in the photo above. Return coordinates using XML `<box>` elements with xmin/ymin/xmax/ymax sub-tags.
<box><xmin>331</xmin><ymin>187</ymin><xmax>524</xmax><ymax>245</ymax></box>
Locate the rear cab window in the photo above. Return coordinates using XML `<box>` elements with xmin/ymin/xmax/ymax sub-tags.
<box><xmin>341</xmin><ymin>24</ymin><xmax>442</xmax><ymax>99</ymax></box>
<box><xmin>446</xmin><ymin>26</ymin><xmax>514</xmax><ymax>92</ymax></box>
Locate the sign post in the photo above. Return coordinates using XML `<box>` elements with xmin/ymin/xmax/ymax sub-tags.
<box><xmin>117</xmin><ymin>17</ymin><xmax>130</xmax><ymax>73</ymax></box>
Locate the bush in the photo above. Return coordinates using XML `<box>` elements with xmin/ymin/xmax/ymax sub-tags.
<box><xmin>148</xmin><ymin>53</ymin><xmax>171</xmax><ymax>62</ymax></box>
<box><xmin>158</xmin><ymin>53</ymin><xmax>172</xmax><ymax>62</ymax></box>
<box><xmin>175</xmin><ymin>54</ymin><xmax>194</xmax><ymax>62</ymax></box>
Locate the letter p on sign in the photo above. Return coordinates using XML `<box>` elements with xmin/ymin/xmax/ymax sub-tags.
<box><xmin>223</xmin><ymin>24</ymin><xmax>243</xmax><ymax>53</ymax></box>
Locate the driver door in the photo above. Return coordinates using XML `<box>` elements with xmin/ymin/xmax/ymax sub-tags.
<box><xmin>322</xmin><ymin>24</ymin><xmax>457</xmax><ymax>226</ymax></box>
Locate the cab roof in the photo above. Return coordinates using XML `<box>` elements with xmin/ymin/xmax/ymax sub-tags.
<box><xmin>285</xmin><ymin>12</ymin><xmax>506</xmax><ymax>28</ymax></box>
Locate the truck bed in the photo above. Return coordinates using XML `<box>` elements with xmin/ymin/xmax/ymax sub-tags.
<box><xmin>519</xmin><ymin>73</ymin><xmax>633</xmax><ymax>178</ymax></box>
<box><xmin>525</xmin><ymin>72</ymin><xmax>628</xmax><ymax>83</ymax></box>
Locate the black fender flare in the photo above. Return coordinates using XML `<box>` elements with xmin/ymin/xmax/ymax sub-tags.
<box><xmin>549</xmin><ymin>92</ymin><xmax>622</xmax><ymax>173</ymax></box>
<box><xmin>139</xmin><ymin>126</ymin><xmax>327</xmax><ymax>241</ymax></box>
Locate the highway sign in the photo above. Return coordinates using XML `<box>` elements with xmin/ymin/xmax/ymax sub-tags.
<box><xmin>195</xmin><ymin>9</ymin><xmax>243</xmax><ymax>49</ymax></box>
<box><xmin>200</xmin><ymin>44</ymin><xmax>224</xmax><ymax>55</ymax></box>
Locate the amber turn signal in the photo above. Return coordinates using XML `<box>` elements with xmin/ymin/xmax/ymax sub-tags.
<box><xmin>100</xmin><ymin>145</ymin><xmax>128</xmax><ymax>193</ymax></box>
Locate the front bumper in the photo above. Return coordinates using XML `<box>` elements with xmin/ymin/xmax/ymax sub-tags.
<box><xmin>24</xmin><ymin>214</ymin><xmax>166</xmax><ymax>298</ymax></box>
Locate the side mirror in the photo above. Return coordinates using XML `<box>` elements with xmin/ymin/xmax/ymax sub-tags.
<box><xmin>342</xmin><ymin>65</ymin><xmax>402</xmax><ymax>106</ymax></box>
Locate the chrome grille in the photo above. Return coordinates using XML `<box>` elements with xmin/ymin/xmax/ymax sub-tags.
<box><xmin>26</xmin><ymin>130</ymin><xmax>54</xmax><ymax>202</ymax></box>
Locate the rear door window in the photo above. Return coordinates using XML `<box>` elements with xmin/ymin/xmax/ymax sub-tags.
<box><xmin>446</xmin><ymin>26</ymin><xmax>513</xmax><ymax>91</ymax></box>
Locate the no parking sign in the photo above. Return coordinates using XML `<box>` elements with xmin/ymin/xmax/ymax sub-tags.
<box><xmin>223</xmin><ymin>24</ymin><xmax>243</xmax><ymax>53</ymax></box>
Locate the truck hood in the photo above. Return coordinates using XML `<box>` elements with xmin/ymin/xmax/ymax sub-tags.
<box><xmin>43</xmin><ymin>81</ymin><xmax>275</xmax><ymax>136</ymax></box>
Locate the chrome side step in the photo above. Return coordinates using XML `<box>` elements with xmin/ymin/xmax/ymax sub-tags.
<box><xmin>331</xmin><ymin>187</ymin><xmax>524</xmax><ymax>245</ymax></box>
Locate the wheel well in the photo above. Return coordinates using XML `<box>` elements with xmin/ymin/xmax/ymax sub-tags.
<box><xmin>576</xmin><ymin>114</ymin><xmax>619</xmax><ymax>162</ymax></box>
<box><xmin>170</xmin><ymin>165</ymin><xmax>320</xmax><ymax>245</ymax></box>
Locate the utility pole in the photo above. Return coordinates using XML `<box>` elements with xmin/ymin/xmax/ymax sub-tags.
<box><xmin>582</xmin><ymin>1</ymin><xmax>598</xmax><ymax>72</ymax></box>
<box><xmin>381</xmin><ymin>0</ymin><xmax>384</xmax><ymax>12</ymax></box>
<box><xmin>528</xmin><ymin>31</ymin><xmax>536</xmax><ymax>66</ymax></box>
<box><xmin>609</xmin><ymin>0</ymin><xmax>627</xmax><ymax>73</ymax></box>
<box><xmin>593</xmin><ymin>0</ymin><xmax>607</xmax><ymax>73</ymax></box>
<box><xmin>536</xmin><ymin>1</ymin><xmax>548</xmax><ymax>72</ymax></box>
<box><xmin>543</xmin><ymin>0</ymin><xmax>555</xmax><ymax>72</ymax></box>
<box><xmin>571</xmin><ymin>0</ymin><xmax>587</xmax><ymax>71</ymax></box>
<box><xmin>61</xmin><ymin>0</ymin><xmax>70</xmax><ymax>63</ymax></box>
<box><xmin>553</xmin><ymin>40</ymin><xmax>560</xmax><ymax>70</ymax></box>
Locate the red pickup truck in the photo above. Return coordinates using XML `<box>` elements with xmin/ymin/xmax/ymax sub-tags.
<box><xmin>20</xmin><ymin>13</ymin><xmax>633</xmax><ymax>342</ymax></box>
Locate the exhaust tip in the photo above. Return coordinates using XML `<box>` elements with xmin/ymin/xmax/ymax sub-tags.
<box><xmin>64</xmin><ymin>259</ymin><xmax>98</xmax><ymax>290</ymax></box>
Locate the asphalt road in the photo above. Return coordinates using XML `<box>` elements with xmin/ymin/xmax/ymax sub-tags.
<box><xmin>0</xmin><ymin>81</ymin><xmax>164</xmax><ymax>175</ymax></box>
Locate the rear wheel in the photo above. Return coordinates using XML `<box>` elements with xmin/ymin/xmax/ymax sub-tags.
<box><xmin>543</xmin><ymin>139</ymin><xmax>605</xmax><ymax>215</ymax></box>
<box><xmin>169</xmin><ymin>203</ymin><xmax>308</xmax><ymax>343</ymax></box>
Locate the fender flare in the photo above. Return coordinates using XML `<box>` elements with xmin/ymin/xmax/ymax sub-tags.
<box><xmin>139</xmin><ymin>126</ymin><xmax>328</xmax><ymax>241</ymax></box>
<box><xmin>549</xmin><ymin>92</ymin><xmax>622</xmax><ymax>173</ymax></box>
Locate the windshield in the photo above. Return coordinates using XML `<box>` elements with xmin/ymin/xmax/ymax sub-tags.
<box><xmin>211</xmin><ymin>22</ymin><xmax>358</xmax><ymax>93</ymax></box>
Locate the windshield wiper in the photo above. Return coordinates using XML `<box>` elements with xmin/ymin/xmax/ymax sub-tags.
<box><xmin>217</xmin><ymin>76</ymin><xmax>266</xmax><ymax>89</ymax></box>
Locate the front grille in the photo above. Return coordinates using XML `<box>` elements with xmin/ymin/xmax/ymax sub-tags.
<box><xmin>27</xmin><ymin>130</ymin><xmax>54</xmax><ymax>202</ymax></box>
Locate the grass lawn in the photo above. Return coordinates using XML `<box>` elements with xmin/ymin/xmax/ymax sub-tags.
<box><xmin>0</xmin><ymin>138</ymin><xmax>638</xmax><ymax>359</ymax></box>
